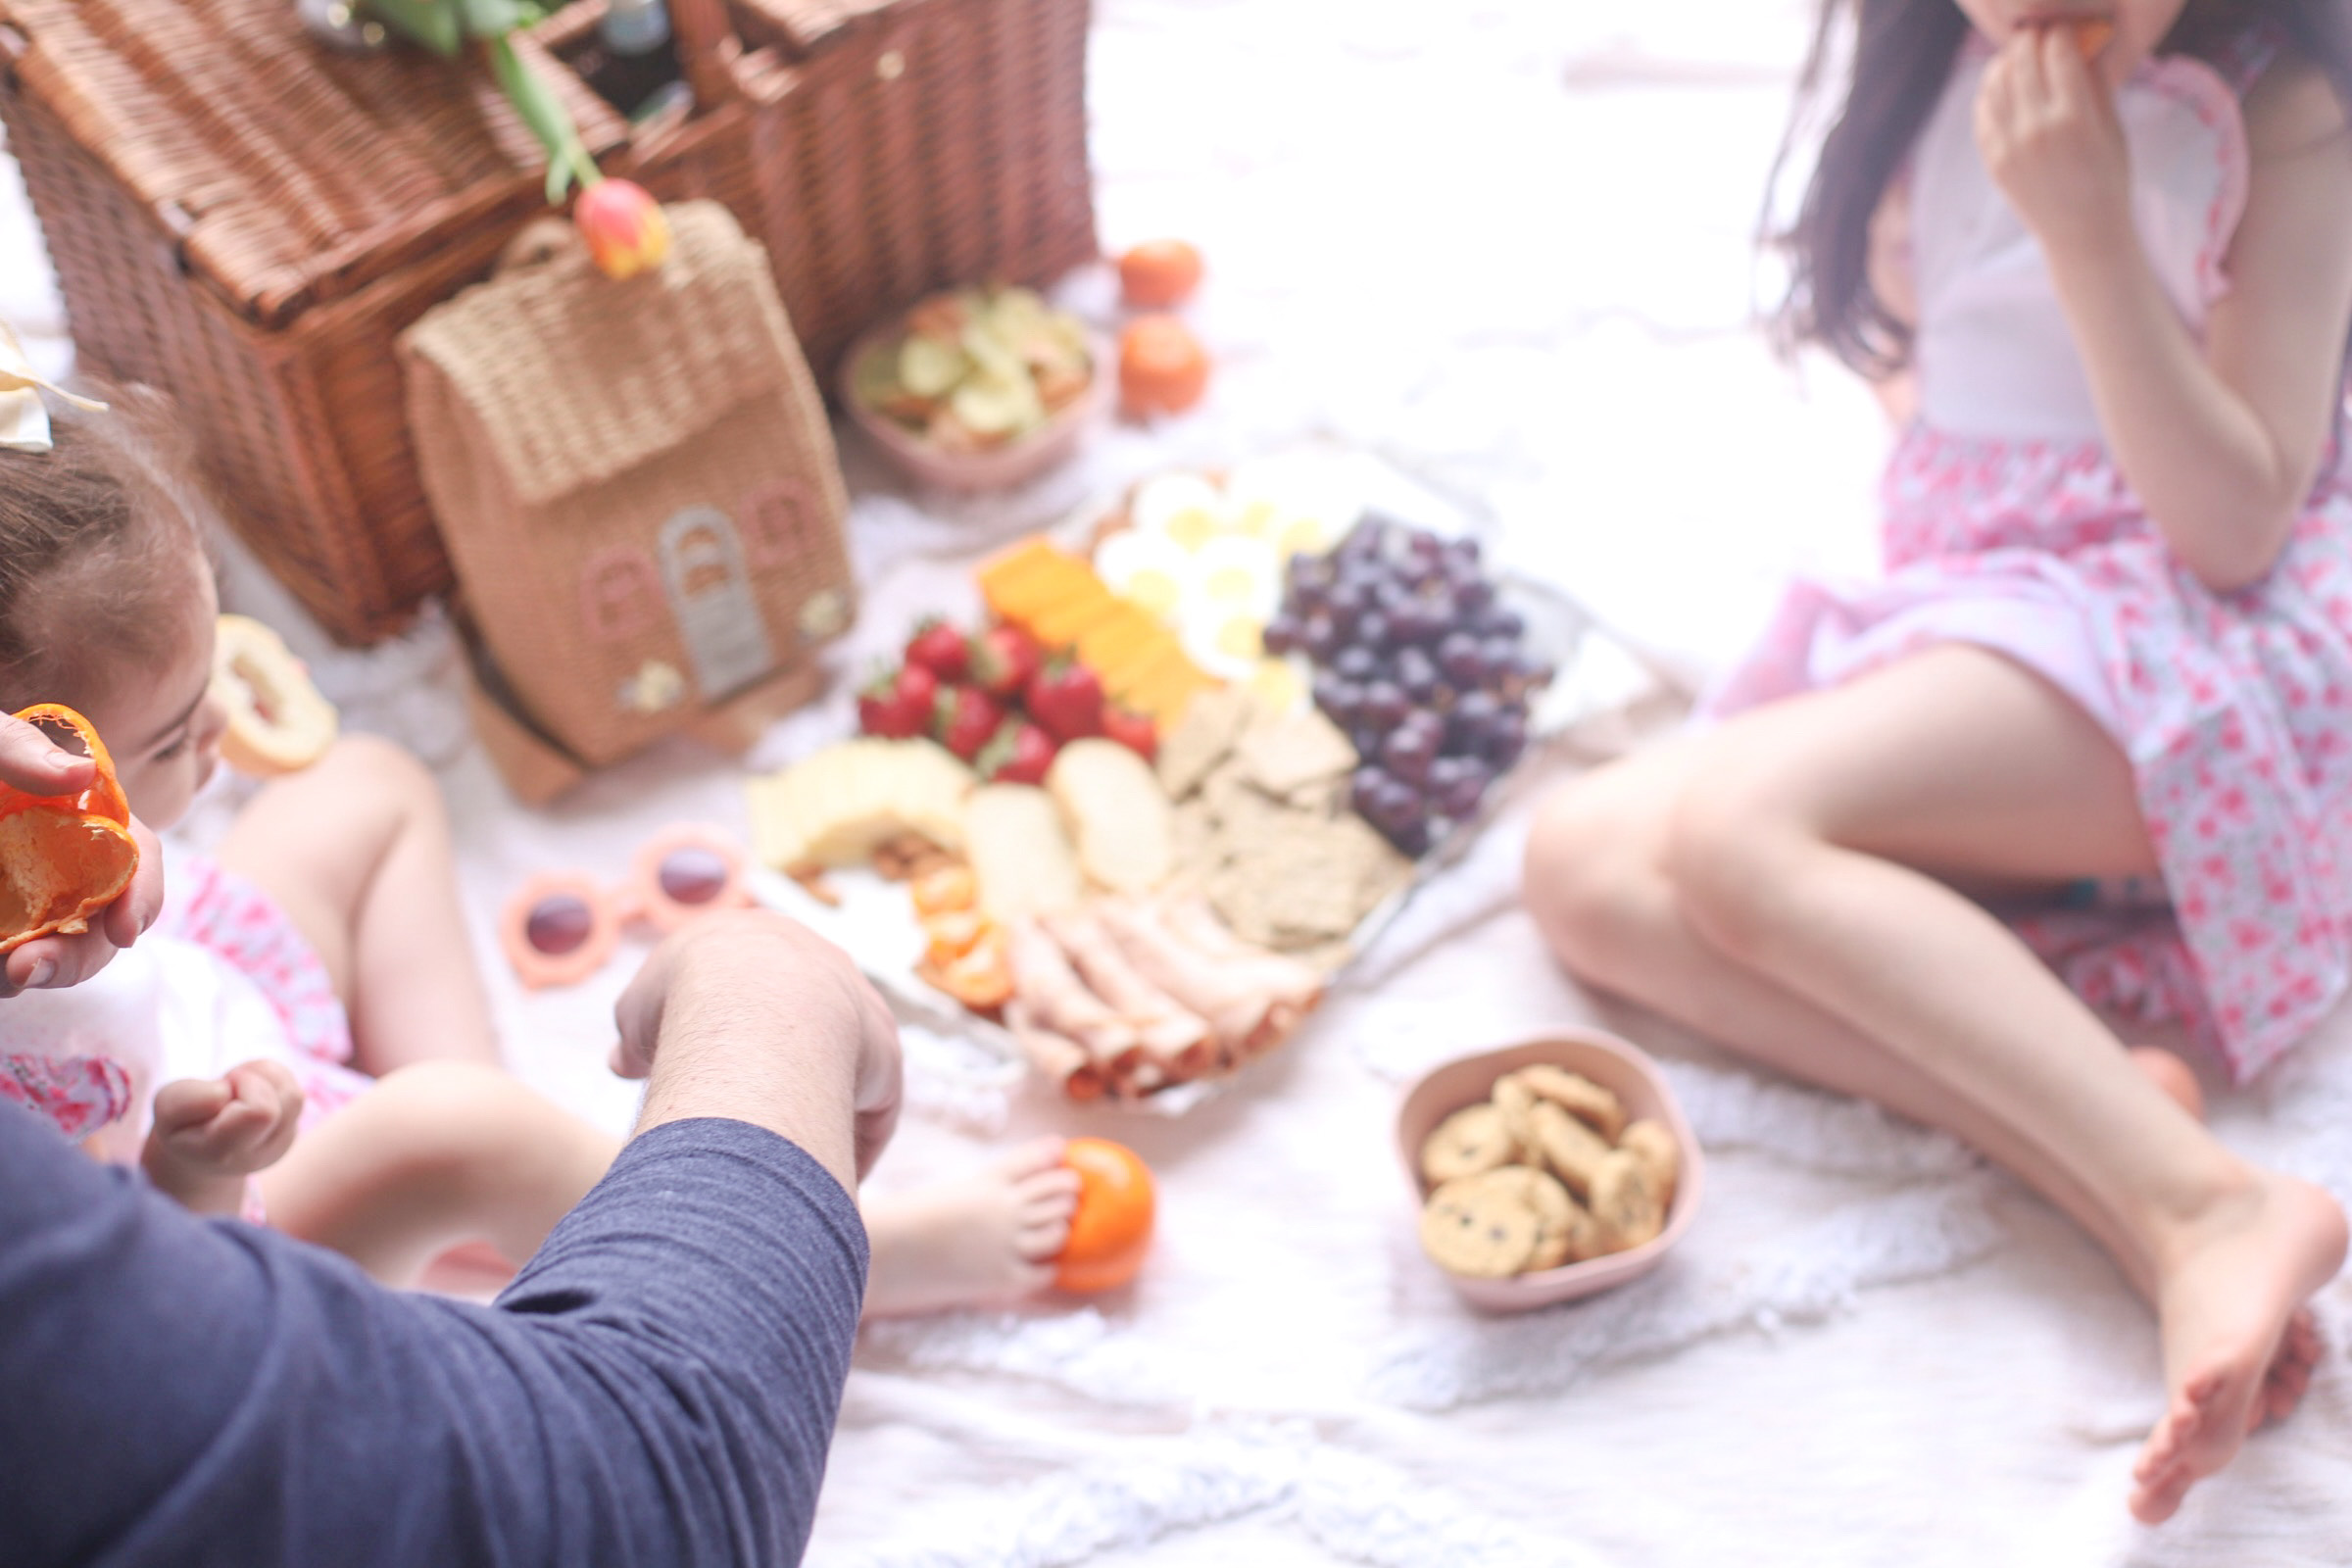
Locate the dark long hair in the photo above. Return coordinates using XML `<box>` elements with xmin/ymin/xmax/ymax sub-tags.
<box><xmin>1770</xmin><ymin>0</ymin><xmax>2352</xmax><ymax>377</ymax></box>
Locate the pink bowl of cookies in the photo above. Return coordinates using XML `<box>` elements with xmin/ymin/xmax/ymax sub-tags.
<box><xmin>1396</xmin><ymin>1030</ymin><xmax>1703</xmax><ymax>1312</ymax></box>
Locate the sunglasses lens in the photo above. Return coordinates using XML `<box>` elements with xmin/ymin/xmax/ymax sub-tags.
<box><xmin>658</xmin><ymin>846</ymin><xmax>730</xmax><ymax>906</ymax></box>
<box><xmin>524</xmin><ymin>894</ymin><xmax>595</xmax><ymax>956</ymax></box>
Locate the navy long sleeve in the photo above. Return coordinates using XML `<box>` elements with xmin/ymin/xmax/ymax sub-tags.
<box><xmin>0</xmin><ymin>1107</ymin><xmax>867</xmax><ymax>1567</ymax></box>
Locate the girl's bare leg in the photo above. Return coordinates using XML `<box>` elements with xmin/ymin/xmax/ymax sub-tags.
<box><xmin>258</xmin><ymin>1061</ymin><xmax>620</xmax><ymax>1286</ymax></box>
<box><xmin>1525</xmin><ymin>645</ymin><xmax>2344</xmax><ymax>1524</ymax></box>
<box><xmin>218</xmin><ymin>734</ymin><xmax>498</xmax><ymax>1074</ymax></box>
<box><xmin>263</xmin><ymin>1063</ymin><xmax>1080</xmax><ymax>1316</ymax></box>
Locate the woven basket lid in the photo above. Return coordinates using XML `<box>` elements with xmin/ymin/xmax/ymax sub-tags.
<box><xmin>400</xmin><ymin>200</ymin><xmax>792</xmax><ymax>506</ymax></box>
<box><xmin>0</xmin><ymin>0</ymin><xmax>629</xmax><ymax>327</ymax></box>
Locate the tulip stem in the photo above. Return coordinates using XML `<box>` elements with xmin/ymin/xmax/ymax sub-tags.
<box><xmin>484</xmin><ymin>34</ymin><xmax>603</xmax><ymax>202</ymax></box>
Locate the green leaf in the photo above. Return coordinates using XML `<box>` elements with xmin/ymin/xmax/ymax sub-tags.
<box><xmin>457</xmin><ymin>0</ymin><xmax>527</xmax><ymax>36</ymax></box>
<box><xmin>485</xmin><ymin>35</ymin><xmax>602</xmax><ymax>203</ymax></box>
<box><xmin>363</xmin><ymin>0</ymin><xmax>463</xmax><ymax>56</ymax></box>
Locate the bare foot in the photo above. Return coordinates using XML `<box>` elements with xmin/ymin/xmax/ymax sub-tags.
<box><xmin>2132</xmin><ymin>1172</ymin><xmax>2346</xmax><ymax>1524</ymax></box>
<box><xmin>861</xmin><ymin>1138</ymin><xmax>1082</xmax><ymax>1318</ymax></box>
<box><xmin>2127</xmin><ymin>1047</ymin><xmax>2205</xmax><ymax>1121</ymax></box>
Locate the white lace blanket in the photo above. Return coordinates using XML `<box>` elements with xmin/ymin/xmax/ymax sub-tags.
<box><xmin>12</xmin><ymin>0</ymin><xmax>2352</xmax><ymax>1562</ymax></box>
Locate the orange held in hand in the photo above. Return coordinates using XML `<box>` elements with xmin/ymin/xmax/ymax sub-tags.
<box><xmin>0</xmin><ymin>705</ymin><xmax>140</xmax><ymax>955</ymax></box>
<box><xmin>1118</xmin><ymin>315</ymin><xmax>1210</xmax><ymax>418</ymax></box>
<box><xmin>1054</xmin><ymin>1136</ymin><xmax>1156</xmax><ymax>1292</ymax></box>
<box><xmin>1117</xmin><ymin>239</ymin><xmax>1204</xmax><ymax>309</ymax></box>
<box><xmin>2069</xmin><ymin>17</ymin><xmax>2115</xmax><ymax>57</ymax></box>
<box><xmin>2034</xmin><ymin>13</ymin><xmax>2114</xmax><ymax>57</ymax></box>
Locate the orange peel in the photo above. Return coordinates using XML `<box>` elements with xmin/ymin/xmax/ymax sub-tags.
<box><xmin>0</xmin><ymin>704</ymin><xmax>139</xmax><ymax>955</ymax></box>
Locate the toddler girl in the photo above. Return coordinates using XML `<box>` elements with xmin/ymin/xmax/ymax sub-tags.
<box><xmin>0</xmin><ymin>395</ymin><xmax>1076</xmax><ymax>1313</ymax></box>
<box><xmin>1526</xmin><ymin>0</ymin><xmax>2352</xmax><ymax>1525</ymax></box>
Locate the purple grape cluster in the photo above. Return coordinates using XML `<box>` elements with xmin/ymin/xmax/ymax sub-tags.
<box><xmin>1264</xmin><ymin>516</ymin><xmax>1552</xmax><ymax>857</ymax></box>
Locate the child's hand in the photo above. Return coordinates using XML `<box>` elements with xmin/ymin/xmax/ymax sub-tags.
<box><xmin>1975</xmin><ymin>24</ymin><xmax>2133</xmax><ymax>265</ymax></box>
<box><xmin>142</xmin><ymin>1062</ymin><xmax>304</xmax><ymax>1213</ymax></box>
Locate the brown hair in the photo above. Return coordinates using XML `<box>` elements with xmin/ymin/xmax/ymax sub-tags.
<box><xmin>1770</xmin><ymin>0</ymin><xmax>2352</xmax><ymax>376</ymax></box>
<box><xmin>0</xmin><ymin>390</ymin><xmax>213</xmax><ymax>711</ymax></box>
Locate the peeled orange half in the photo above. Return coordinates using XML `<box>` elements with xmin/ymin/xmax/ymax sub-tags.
<box><xmin>0</xmin><ymin>704</ymin><xmax>139</xmax><ymax>954</ymax></box>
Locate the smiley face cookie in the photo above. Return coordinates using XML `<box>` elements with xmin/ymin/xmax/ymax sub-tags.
<box><xmin>1617</xmin><ymin>1118</ymin><xmax>1681</xmax><ymax>1208</ymax></box>
<box><xmin>1419</xmin><ymin>1169</ymin><xmax>1544</xmax><ymax>1277</ymax></box>
<box><xmin>1515</xmin><ymin>1063</ymin><xmax>1627</xmax><ymax>1142</ymax></box>
<box><xmin>1529</xmin><ymin>1099</ymin><xmax>1613</xmax><ymax>1200</ymax></box>
<box><xmin>1587</xmin><ymin>1151</ymin><xmax>1666</xmax><ymax>1251</ymax></box>
<box><xmin>1419</xmin><ymin>1103</ymin><xmax>1518</xmax><ymax>1185</ymax></box>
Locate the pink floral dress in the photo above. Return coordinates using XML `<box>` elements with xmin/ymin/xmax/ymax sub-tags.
<box><xmin>0</xmin><ymin>852</ymin><xmax>368</xmax><ymax>1177</ymax></box>
<box><xmin>1709</xmin><ymin>31</ymin><xmax>2352</xmax><ymax>1084</ymax></box>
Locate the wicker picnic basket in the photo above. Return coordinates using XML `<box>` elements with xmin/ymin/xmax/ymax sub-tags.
<box><xmin>0</xmin><ymin>0</ymin><xmax>1096</xmax><ymax>644</ymax></box>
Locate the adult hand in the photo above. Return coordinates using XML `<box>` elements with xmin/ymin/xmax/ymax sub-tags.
<box><xmin>612</xmin><ymin>909</ymin><xmax>903</xmax><ymax>1186</ymax></box>
<box><xmin>0</xmin><ymin>710</ymin><xmax>165</xmax><ymax>998</ymax></box>
<box><xmin>1976</xmin><ymin>24</ymin><xmax>2134</xmax><ymax>266</ymax></box>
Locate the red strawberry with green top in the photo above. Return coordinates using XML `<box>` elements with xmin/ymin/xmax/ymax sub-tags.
<box><xmin>933</xmin><ymin>685</ymin><xmax>1005</xmax><ymax>761</ymax></box>
<box><xmin>969</xmin><ymin>622</ymin><xmax>1042</xmax><ymax>701</ymax></box>
<box><xmin>978</xmin><ymin>718</ymin><xmax>1057</xmax><ymax>784</ymax></box>
<box><xmin>1102</xmin><ymin>705</ymin><xmax>1157</xmax><ymax>762</ymax></box>
<box><xmin>905</xmin><ymin>616</ymin><xmax>971</xmax><ymax>684</ymax></box>
<box><xmin>1023</xmin><ymin>658</ymin><xmax>1105</xmax><ymax>742</ymax></box>
<box><xmin>857</xmin><ymin>662</ymin><xmax>939</xmax><ymax>739</ymax></box>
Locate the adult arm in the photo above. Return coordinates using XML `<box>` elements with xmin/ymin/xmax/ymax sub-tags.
<box><xmin>0</xmin><ymin>710</ymin><xmax>165</xmax><ymax>996</ymax></box>
<box><xmin>1981</xmin><ymin>30</ymin><xmax>2352</xmax><ymax>592</ymax></box>
<box><xmin>0</xmin><ymin>913</ymin><xmax>900</xmax><ymax>1567</ymax></box>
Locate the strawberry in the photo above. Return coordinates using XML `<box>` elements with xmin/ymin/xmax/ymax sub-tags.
<box><xmin>905</xmin><ymin>616</ymin><xmax>971</xmax><ymax>684</ymax></box>
<box><xmin>969</xmin><ymin>622</ymin><xmax>1042</xmax><ymax>701</ymax></box>
<box><xmin>1102</xmin><ymin>705</ymin><xmax>1157</xmax><ymax>762</ymax></box>
<box><xmin>933</xmin><ymin>685</ymin><xmax>1005</xmax><ymax>761</ymax></box>
<box><xmin>1023</xmin><ymin>658</ymin><xmax>1105</xmax><ymax>742</ymax></box>
<box><xmin>977</xmin><ymin>718</ymin><xmax>1057</xmax><ymax>784</ymax></box>
<box><xmin>857</xmin><ymin>662</ymin><xmax>939</xmax><ymax>739</ymax></box>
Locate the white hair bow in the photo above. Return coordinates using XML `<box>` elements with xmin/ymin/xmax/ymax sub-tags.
<box><xmin>0</xmin><ymin>318</ymin><xmax>106</xmax><ymax>453</ymax></box>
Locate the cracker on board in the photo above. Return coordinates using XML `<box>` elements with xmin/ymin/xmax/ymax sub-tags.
<box><xmin>1172</xmin><ymin>799</ymin><xmax>1224</xmax><ymax>872</ymax></box>
<box><xmin>1157</xmin><ymin>686</ymin><xmax>1254</xmax><ymax>801</ymax></box>
<box><xmin>1205</xmin><ymin>860</ymin><xmax>1285</xmax><ymax>948</ymax></box>
<box><xmin>1285</xmin><ymin>774</ymin><xmax>1348</xmax><ymax>816</ymax></box>
<box><xmin>1203</xmin><ymin>800</ymin><xmax>1408</xmax><ymax>950</ymax></box>
<box><xmin>1234</xmin><ymin>707</ymin><xmax>1355</xmax><ymax>798</ymax></box>
<box><xmin>1202</xmin><ymin>764</ymin><xmax>1294</xmax><ymax>848</ymax></box>
<box><xmin>1251</xmin><ymin>823</ymin><xmax>1381</xmax><ymax>940</ymax></box>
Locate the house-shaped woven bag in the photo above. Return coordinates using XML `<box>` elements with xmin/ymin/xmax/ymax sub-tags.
<box><xmin>401</xmin><ymin>201</ymin><xmax>854</xmax><ymax>770</ymax></box>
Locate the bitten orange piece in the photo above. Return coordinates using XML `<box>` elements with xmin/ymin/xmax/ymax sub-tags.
<box><xmin>1118</xmin><ymin>316</ymin><xmax>1210</xmax><ymax>417</ymax></box>
<box><xmin>1054</xmin><ymin>1137</ymin><xmax>1155</xmax><ymax>1293</ymax></box>
<box><xmin>0</xmin><ymin>704</ymin><xmax>140</xmax><ymax>955</ymax></box>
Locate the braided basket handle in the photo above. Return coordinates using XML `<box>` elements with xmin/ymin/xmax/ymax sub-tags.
<box><xmin>669</xmin><ymin>0</ymin><xmax>743</xmax><ymax>106</ymax></box>
<box><xmin>497</xmin><ymin>216</ymin><xmax>584</xmax><ymax>274</ymax></box>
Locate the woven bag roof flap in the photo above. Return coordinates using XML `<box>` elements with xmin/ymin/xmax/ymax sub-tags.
<box><xmin>398</xmin><ymin>201</ymin><xmax>789</xmax><ymax>506</ymax></box>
